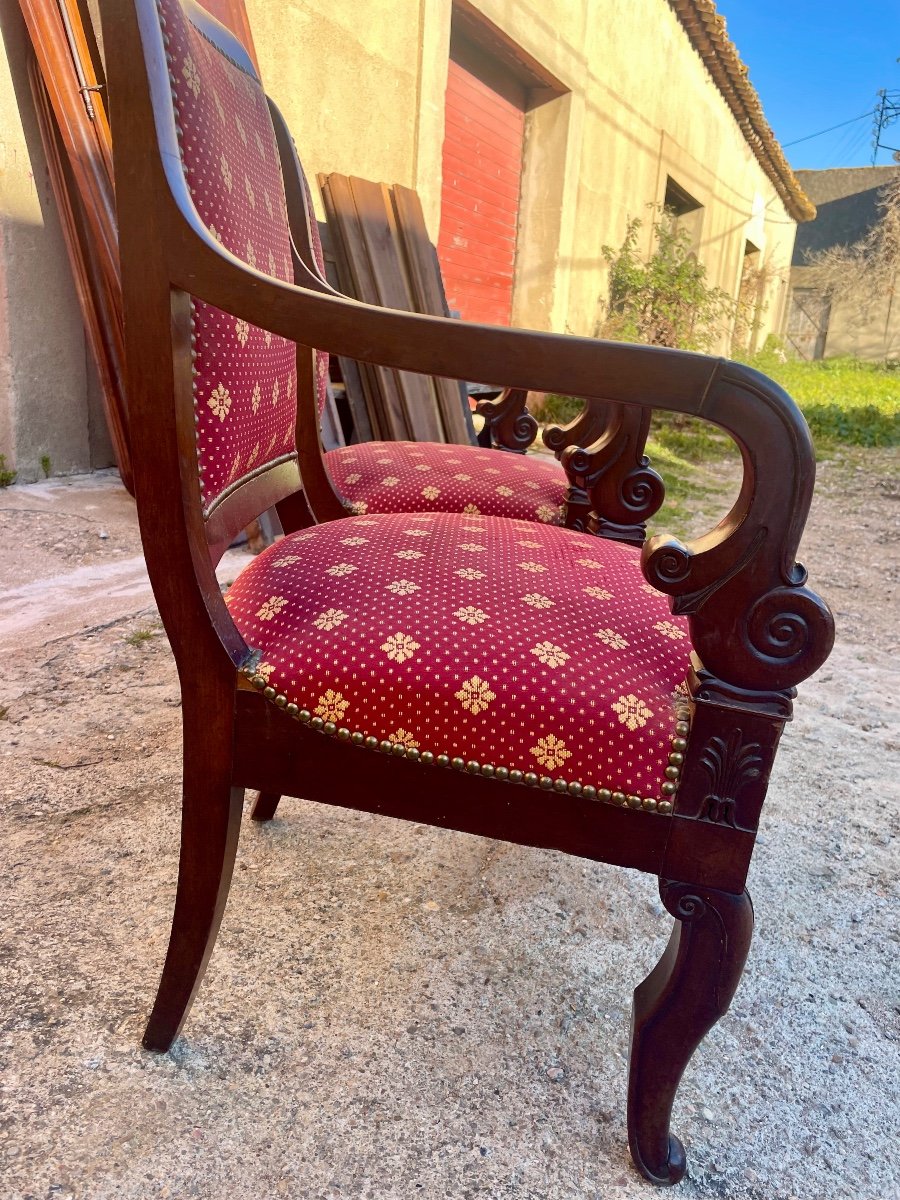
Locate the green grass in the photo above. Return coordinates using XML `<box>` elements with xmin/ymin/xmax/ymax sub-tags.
<box><xmin>748</xmin><ymin>353</ymin><xmax>899</xmax><ymax>448</ymax></box>
<box><xmin>536</xmin><ymin>352</ymin><xmax>899</xmax><ymax>460</ymax></box>
<box><xmin>124</xmin><ymin>627</ymin><xmax>156</xmax><ymax>647</ymax></box>
<box><xmin>643</xmin><ymin>437</ymin><xmax>724</xmax><ymax>507</ymax></box>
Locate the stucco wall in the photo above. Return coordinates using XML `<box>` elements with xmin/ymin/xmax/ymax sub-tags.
<box><xmin>246</xmin><ymin>0</ymin><xmax>797</xmax><ymax>344</ymax></box>
<box><xmin>0</xmin><ymin>0</ymin><xmax>798</xmax><ymax>479</ymax></box>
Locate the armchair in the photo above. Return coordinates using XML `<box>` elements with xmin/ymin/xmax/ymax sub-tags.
<box><xmin>100</xmin><ymin>0</ymin><xmax>834</xmax><ymax>1184</ymax></box>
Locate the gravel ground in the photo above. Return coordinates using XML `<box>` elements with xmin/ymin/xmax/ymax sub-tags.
<box><xmin>0</xmin><ymin>452</ymin><xmax>898</xmax><ymax>1200</ymax></box>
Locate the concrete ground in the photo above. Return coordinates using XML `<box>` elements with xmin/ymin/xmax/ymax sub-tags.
<box><xmin>0</xmin><ymin>454</ymin><xmax>898</xmax><ymax>1200</ymax></box>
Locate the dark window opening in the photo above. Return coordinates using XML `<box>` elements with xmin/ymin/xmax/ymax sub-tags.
<box><xmin>663</xmin><ymin>176</ymin><xmax>703</xmax><ymax>249</ymax></box>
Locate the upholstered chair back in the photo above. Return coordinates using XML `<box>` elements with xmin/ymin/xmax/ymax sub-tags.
<box><xmin>159</xmin><ymin>0</ymin><xmax>326</xmax><ymax>518</ymax></box>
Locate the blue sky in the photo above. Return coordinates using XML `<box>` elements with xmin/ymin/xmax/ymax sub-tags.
<box><xmin>715</xmin><ymin>0</ymin><xmax>900</xmax><ymax>170</ymax></box>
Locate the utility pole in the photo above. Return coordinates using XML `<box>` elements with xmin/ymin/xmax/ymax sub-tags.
<box><xmin>873</xmin><ymin>88</ymin><xmax>900</xmax><ymax>163</ymax></box>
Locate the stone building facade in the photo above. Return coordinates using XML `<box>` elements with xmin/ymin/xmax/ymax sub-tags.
<box><xmin>787</xmin><ymin>166</ymin><xmax>900</xmax><ymax>361</ymax></box>
<box><xmin>0</xmin><ymin>0</ymin><xmax>812</xmax><ymax>480</ymax></box>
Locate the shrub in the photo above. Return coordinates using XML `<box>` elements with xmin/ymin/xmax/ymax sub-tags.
<box><xmin>598</xmin><ymin>210</ymin><xmax>736</xmax><ymax>352</ymax></box>
<box><xmin>0</xmin><ymin>455</ymin><xmax>16</xmax><ymax>487</ymax></box>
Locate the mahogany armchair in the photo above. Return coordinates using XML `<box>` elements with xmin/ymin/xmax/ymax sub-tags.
<box><xmin>100</xmin><ymin>0</ymin><xmax>834</xmax><ymax>1184</ymax></box>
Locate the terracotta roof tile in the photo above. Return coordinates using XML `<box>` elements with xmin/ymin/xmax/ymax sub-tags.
<box><xmin>669</xmin><ymin>0</ymin><xmax>816</xmax><ymax>222</ymax></box>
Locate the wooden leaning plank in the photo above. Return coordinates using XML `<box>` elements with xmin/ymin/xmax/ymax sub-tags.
<box><xmin>390</xmin><ymin>184</ymin><xmax>476</xmax><ymax>446</ymax></box>
<box><xmin>18</xmin><ymin>0</ymin><xmax>132</xmax><ymax>490</ymax></box>
<box><xmin>319</xmin><ymin>171</ymin><xmax>476</xmax><ymax>446</ymax></box>
<box><xmin>320</xmin><ymin>172</ymin><xmax>409</xmax><ymax>440</ymax></box>
<box><xmin>350</xmin><ymin>178</ymin><xmax>445</xmax><ymax>442</ymax></box>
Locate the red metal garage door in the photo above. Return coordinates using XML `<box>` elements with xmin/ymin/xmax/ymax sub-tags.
<box><xmin>437</xmin><ymin>46</ymin><xmax>526</xmax><ymax>326</ymax></box>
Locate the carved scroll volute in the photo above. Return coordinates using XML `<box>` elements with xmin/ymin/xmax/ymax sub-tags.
<box><xmin>560</xmin><ymin>404</ymin><xmax>664</xmax><ymax>547</ymax></box>
<box><xmin>474</xmin><ymin>387</ymin><xmax>538</xmax><ymax>453</ymax></box>
<box><xmin>541</xmin><ymin>397</ymin><xmax>613</xmax><ymax>458</ymax></box>
<box><xmin>641</xmin><ymin>364</ymin><xmax>835</xmax><ymax>692</ymax></box>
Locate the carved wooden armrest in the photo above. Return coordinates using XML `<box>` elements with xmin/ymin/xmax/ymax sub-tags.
<box><xmin>639</xmin><ymin>362</ymin><xmax>834</xmax><ymax>694</ymax></box>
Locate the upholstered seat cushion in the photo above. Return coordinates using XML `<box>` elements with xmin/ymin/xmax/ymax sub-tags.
<box><xmin>325</xmin><ymin>442</ymin><xmax>567</xmax><ymax>524</ymax></box>
<box><xmin>226</xmin><ymin>512</ymin><xmax>691</xmax><ymax>811</ymax></box>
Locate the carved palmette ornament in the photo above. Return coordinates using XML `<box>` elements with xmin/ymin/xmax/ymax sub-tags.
<box><xmin>697</xmin><ymin>729</ymin><xmax>763</xmax><ymax>826</ymax></box>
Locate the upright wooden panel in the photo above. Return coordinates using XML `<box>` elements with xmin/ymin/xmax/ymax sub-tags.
<box><xmin>392</xmin><ymin>184</ymin><xmax>475</xmax><ymax>446</ymax></box>
<box><xmin>320</xmin><ymin>172</ymin><xmax>475</xmax><ymax>446</ymax></box>
<box><xmin>320</xmin><ymin>173</ymin><xmax>409</xmax><ymax>441</ymax></box>
<box><xmin>350</xmin><ymin>179</ymin><xmax>444</xmax><ymax>443</ymax></box>
<box><xmin>316</xmin><ymin>219</ymin><xmax>378</xmax><ymax>444</ymax></box>
<box><xmin>18</xmin><ymin>0</ymin><xmax>131</xmax><ymax>489</ymax></box>
<box><xmin>437</xmin><ymin>43</ymin><xmax>526</xmax><ymax>326</ymax></box>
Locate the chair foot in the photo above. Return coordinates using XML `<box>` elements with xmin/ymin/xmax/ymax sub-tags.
<box><xmin>251</xmin><ymin>791</ymin><xmax>282</xmax><ymax>822</ymax></box>
<box><xmin>627</xmin><ymin>880</ymin><xmax>753</xmax><ymax>1185</ymax></box>
<box><xmin>143</xmin><ymin>779</ymin><xmax>244</xmax><ymax>1052</ymax></box>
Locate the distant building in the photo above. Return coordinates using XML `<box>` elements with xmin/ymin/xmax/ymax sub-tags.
<box><xmin>786</xmin><ymin>166</ymin><xmax>900</xmax><ymax>361</ymax></box>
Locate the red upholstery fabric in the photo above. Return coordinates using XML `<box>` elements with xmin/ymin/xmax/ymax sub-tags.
<box><xmin>326</xmin><ymin>442</ymin><xmax>567</xmax><ymax>523</ymax></box>
<box><xmin>161</xmin><ymin>0</ymin><xmax>300</xmax><ymax>515</ymax></box>
<box><xmin>226</xmin><ymin>512</ymin><xmax>691</xmax><ymax>809</ymax></box>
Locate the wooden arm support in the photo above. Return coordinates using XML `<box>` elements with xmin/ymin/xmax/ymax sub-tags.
<box><xmin>541</xmin><ymin>397</ymin><xmax>614</xmax><ymax>458</ymax></box>
<box><xmin>474</xmin><ymin>387</ymin><xmax>538</xmax><ymax>453</ymax></box>
<box><xmin>473</xmin><ymin>390</ymin><xmax>620</xmax><ymax>465</ymax></box>
<box><xmin>560</xmin><ymin>405</ymin><xmax>664</xmax><ymax>543</ymax></box>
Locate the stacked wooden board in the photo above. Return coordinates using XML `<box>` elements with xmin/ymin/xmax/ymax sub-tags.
<box><xmin>319</xmin><ymin>174</ymin><xmax>477</xmax><ymax>446</ymax></box>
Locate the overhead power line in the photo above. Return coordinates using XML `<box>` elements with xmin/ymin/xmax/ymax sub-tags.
<box><xmin>782</xmin><ymin>110</ymin><xmax>874</xmax><ymax>148</ymax></box>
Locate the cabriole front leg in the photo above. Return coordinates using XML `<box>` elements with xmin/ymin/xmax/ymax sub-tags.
<box><xmin>627</xmin><ymin>880</ymin><xmax>754</xmax><ymax>1185</ymax></box>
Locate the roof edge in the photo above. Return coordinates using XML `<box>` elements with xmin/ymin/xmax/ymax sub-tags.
<box><xmin>668</xmin><ymin>0</ymin><xmax>816</xmax><ymax>222</ymax></box>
